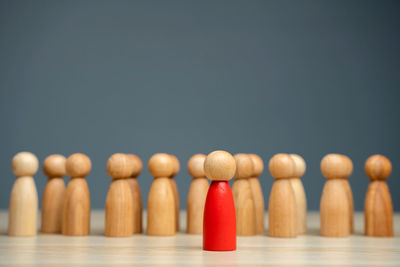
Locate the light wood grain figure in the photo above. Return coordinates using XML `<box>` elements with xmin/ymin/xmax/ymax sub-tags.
<box><xmin>186</xmin><ymin>154</ymin><xmax>209</xmax><ymax>234</ymax></box>
<box><xmin>169</xmin><ymin>154</ymin><xmax>180</xmax><ymax>232</ymax></box>
<box><xmin>8</xmin><ymin>152</ymin><xmax>39</xmax><ymax>237</ymax></box>
<box><xmin>41</xmin><ymin>154</ymin><xmax>66</xmax><ymax>234</ymax></box>
<box><xmin>289</xmin><ymin>154</ymin><xmax>307</xmax><ymax>235</ymax></box>
<box><xmin>147</xmin><ymin>153</ymin><xmax>176</xmax><ymax>236</ymax></box>
<box><xmin>320</xmin><ymin>154</ymin><xmax>352</xmax><ymax>237</ymax></box>
<box><xmin>105</xmin><ymin>153</ymin><xmax>135</xmax><ymax>237</ymax></box>
<box><xmin>233</xmin><ymin>154</ymin><xmax>256</xmax><ymax>236</ymax></box>
<box><xmin>126</xmin><ymin>153</ymin><xmax>143</xmax><ymax>234</ymax></box>
<box><xmin>268</xmin><ymin>153</ymin><xmax>297</xmax><ymax>238</ymax></box>
<box><xmin>248</xmin><ymin>154</ymin><xmax>265</xmax><ymax>235</ymax></box>
<box><xmin>364</xmin><ymin>154</ymin><xmax>393</xmax><ymax>237</ymax></box>
<box><xmin>62</xmin><ymin>153</ymin><xmax>91</xmax><ymax>236</ymax></box>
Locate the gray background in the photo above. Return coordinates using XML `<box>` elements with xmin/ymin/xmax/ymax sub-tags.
<box><xmin>1</xmin><ymin>0</ymin><xmax>399</xmax><ymax>211</ymax></box>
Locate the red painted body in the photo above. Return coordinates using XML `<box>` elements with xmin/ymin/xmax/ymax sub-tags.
<box><xmin>203</xmin><ymin>181</ymin><xmax>236</xmax><ymax>251</ymax></box>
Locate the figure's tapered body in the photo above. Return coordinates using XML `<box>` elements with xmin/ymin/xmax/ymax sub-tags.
<box><xmin>248</xmin><ymin>154</ymin><xmax>265</xmax><ymax>235</ymax></box>
<box><xmin>41</xmin><ymin>154</ymin><xmax>66</xmax><ymax>233</ymax></box>
<box><xmin>289</xmin><ymin>154</ymin><xmax>307</xmax><ymax>235</ymax></box>
<box><xmin>320</xmin><ymin>154</ymin><xmax>353</xmax><ymax>237</ymax></box>
<box><xmin>127</xmin><ymin>178</ymin><xmax>142</xmax><ymax>233</ymax></box>
<box><xmin>186</xmin><ymin>154</ymin><xmax>209</xmax><ymax>234</ymax></box>
<box><xmin>8</xmin><ymin>152</ymin><xmax>39</xmax><ymax>236</ymax></box>
<box><xmin>147</xmin><ymin>153</ymin><xmax>176</xmax><ymax>236</ymax></box>
<box><xmin>232</xmin><ymin>153</ymin><xmax>256</xmax><ymax>236</ymax></box>
<box><xmin>126</xmin><ymin>154</ymin><xmax>143</xmax><ymax>234</ymax></box>
<box><xmin>364</xmin><ymin>155</ymin><xmax>393</xmax><ymax>237</ymax></box>
<box><xmin>105</xmin><ymin>179</ymin><xmax>134</xmax><ymax>236</ymax></box>
<box><xmin>268</xmin><ymin>154</ymin><xmax>297</xmax><ymax>237</ymax></box>
<box><xmin>62</xmin><ymin>153</ymin><xmax>91</xmax><ymax>236</ymax></box>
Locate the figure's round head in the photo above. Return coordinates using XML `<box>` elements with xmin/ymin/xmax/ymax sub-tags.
<box><xmin>107</xmin><ymin>153</ymin><xmax>134</xmax><ymax>179</ymax></box>
<box><xmin>12</xmin><ymin>152</ymin><xmax>39</xmax><ymax>177</ymax></box>
<box><xmin>148</xmin><ymin>153</ymin><xmax>174</xmax><ymax>178</ymax></box>
<box><xmin>364</xmin><ymin>154</ymin><xmax>392</xmax><ymax>180</ymax></box>
<box><xmin>170</xmin><ymin>154</ymin><xmax>180</xmax><ymax>178</ymax></box>
<box><xmin>320</xmin><ymin>154</ymin><xmax>353</xmax><ymax>179</ymax></box>
<box><xmin>187</xmin><ymin>154</ymin><xmax>206</xmax><ymax>178</ymax></box>
<box><xmin>233</xmin><ymin>153</ymin><xmax>254</xmax><ymax>179</ymax></box>
<box><xmin>66</xmin><ymin>153</ymin><xmax>91</xmax><ymax>178</ymax></box>
<box><xmin>249</xmin><ymin>154</ymin><xmax>264</xmax><ymax>177</ymax></box>
<box><xmin>43</xmin><ymin>154</ymin><xmax>66</xmax><ymax>178</ymax></box>
<box><xmin>126</xmin><ymin>154</ymin><xmax>143</xmax><ymax>178</ymax></box>
<box><xmin>268</xmin><ymin>153</ymin><xmax>295</xmax><ymax>179</ymax></box>
<box><xmin>290</xmin><ymin>154</ymin><xmax>306</xmax><ymax>178</ymax></box>
<box><xmin>204</xmin><ymin>150</ymin><xmax>236</xmax><ymax>181</ymax></box>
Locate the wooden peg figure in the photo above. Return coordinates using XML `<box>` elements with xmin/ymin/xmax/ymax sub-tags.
<box><xmin>105</xmin><ymin>153</ymin><xmax>135</xmax><ymax>237</ymax></box>
<box><xmin>62</xmin><ymin>153</ymin><xmax>91</xmax><ymax>236</ymax></box>
<box><xmin>248</xmin><ymin>154</ymin><xmax>265</xmax><ymax>235</ymax></box>
<box><xmin>8</xmin><ymin>152</ymin><xmax>39</xmax><ymax>236</ymax></box>
<box><xmin>289</xmin><ymin>154</ymin><xmax>307</xmax><ymax>235</ymax></box>
<box><xmin>147</xmin><ymin>153</ymin><xmax>176</xmax><ymax>236</ymax></box>
<box><xmin>268</xmin><ymin>154</ymin><xmax>297</xmax><ymax>237</ymax></box>
<box><xmin>41</xmin><ymin>154</ymin><xmax>66</xmax><ymax>233</ymax></box>
<box><xmin>203</xmin><ymin>150</ymin><xmax>236</xmax><ymax>251</ymax></box>
<box><xmin>320</xmin><ymin>154</ymin><xmax>352</xmax><ymax>237</ymax></box>
<box><xmin>186</xmin><ymin>154</ymin><xmax>209</xmax><ymax>234</ymax></box>
<box><xmin>232</xmin><ymin>154</ymin><xmax>256</xmax><ymax>236</ymax></box>
<box><xmin>364</xmin><ymin>154</ymin><xmax>393</xmax><ymax>237</ymax></box>
<box><xmin>126</xmin><ymin>154</ymin><xmax>143</xmax><ymax>233</ymax></box>
<box><xmin>169</xmin><ymin>154</ymin><xmax>180</xmax><ymax>232</ymax></box>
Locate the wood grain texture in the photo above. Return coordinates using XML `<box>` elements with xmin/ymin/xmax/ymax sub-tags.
<box><xmin>268</xmin><ymin>179</ymin><xmax>297</xmax><ymax>237</ymax></box>
<box><xmin>186</xmin><ymin>178</ymin><xmax>209</xmax><ymax>234</ymax></box>
<box><xmin>105</xmin><ymin>179</ymin><xmax>134</xmax><ymax>237</ymax></box>
<box><xmin>249</xmin><ymin>177</ymin><xmax>265</xmax><ymax>234</ymax></box>
<box><xmin>170</xmin><ymin>179</ymin><xmax>180</xmax><ymax>232</ymax></box>
<box><xmin>0</xmin><ymin>211</ymin><xmax>400</xmax><ymax>266</ymax></box>
<box><xmin>290</xmin><ymin>178</ymin><xmax>306</xmax><ymax>234</ymax></box>
<box><xmin>232</xmin><ymin>179</ymin><xmax>256</xmax><ymax>236</ymax></box>
<box><xmin>127</xmin><ymin>178</ymin><xmax>142</xmax><ymax>233</ymax></box>
<box><xmin>8</xmin><ymin>176</ymin><xmax>38</xmax><ymax>236</ymax></box>
<box><xmin>62</xmin><ymin>178</ymin><xmax>91</xmax><ymax>236</ymax></box>
<box><xmin>248</xmin><ymin>154</ymin><xmax>265</xmax><ymax>235</ymax></box>
<box><xmin>364</xmin><ymin>181</ymin><xmax>393</xmax><ymax>237</ymax></box>
<box><xmin>147</xmin><ymin>178</ymin><xmax>176</xmax><ymax>236</ymax></box>
<box><xmin>343</xmin><ymin>180</ymin><xmax>354</xmax><ymax>233</ymax></box>
<box><xmin>320</xmin><ymin>179</ymin><xmax>350</xmax><ymax>237</ymax></box>
<box><xmin>41</xmin><ymin>178</ymin><xmax>65</xmax><ymax>233</ymax></box>
<box><xmin>41</xmin><ymin>154</ymin><xmax>66</xmax><ymax>234</ymax></box>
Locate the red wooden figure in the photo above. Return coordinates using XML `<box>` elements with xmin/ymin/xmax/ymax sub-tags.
<box><xmin>203</xmin><ymin>151</ymin><xmax>237</xmax><ymax>251</ymax></box>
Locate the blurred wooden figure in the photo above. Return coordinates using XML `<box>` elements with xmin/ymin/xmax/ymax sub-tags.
<box><xmin>364</xmin><ymin>154</ymin><xmax>393</xmax><ymax>237</ymax></box>
<box><xmin>126</xmin><ymin>154</ymin><xmax>143</xmax><ymax>233</ymax></box>
<box><xmin>268</xmin><ymin>153</ymin><xmax>297</xmax><ymax>237</ymax></box>
<box><xmin>8</xmin><ymin>152</ymin><xmax>39</xmax><ymax>236</ymax></box>
<box><xmin>232</xmin><ymin>154</ymin><xmax>256</xmax><ymax>236</ymax></box>
<box><xmin>170</xmin><ymin>154</ymin><xmax>180</xmax><ymax>231</ymax></box>
<box><xmin>203</xmin><ymin>150</ymin><xmax>237</xmax><ymax>251</ymax></box>
<box><xmin>105</xmin><ymin>153</ymin><xmax>135</xmax><ymax>237</ymax></box>
<box><xmin>248</xmin><ymin>154</ymin><xmax>265</xmax><ymax>235</ymax></box>
<box><xmin>41</xmin><ymin>154</ymin><xmax>66</xmax><ymax>233</ymax></box>
<box><xmin>186</xmin><ymin>154</ymin><xmax>209</xmax><ymax>234</ymax></box>
<box><xmin>62</xmin><ymin>153</ymin><xmax>91</xmax><ymax>236</ymax></box>
<box><xmin>289</xmin><ymin>154</ymin><xmax>307</xmax><ymax>235</ymax></box>
<box><xmin>320</xmin><ymin>154</ymin><xmax>352</xmax><ymax>237</ymax></box>
<box><xmin>147</xmin><ymin>153</ymin><xmax>176</xmax><ymax>236</ymax></box>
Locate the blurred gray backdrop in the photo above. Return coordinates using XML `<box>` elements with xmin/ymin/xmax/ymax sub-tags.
<box><xmin>1</xmin><ymin>0</ymin><xmax>399</xmax><ymax>211</ymax></box>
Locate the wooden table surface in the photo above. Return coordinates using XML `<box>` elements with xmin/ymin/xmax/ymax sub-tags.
<box><xmin>0</xmin><ymin>211</ymin><xmax>399</xmax><ymax>266</ymax></box>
